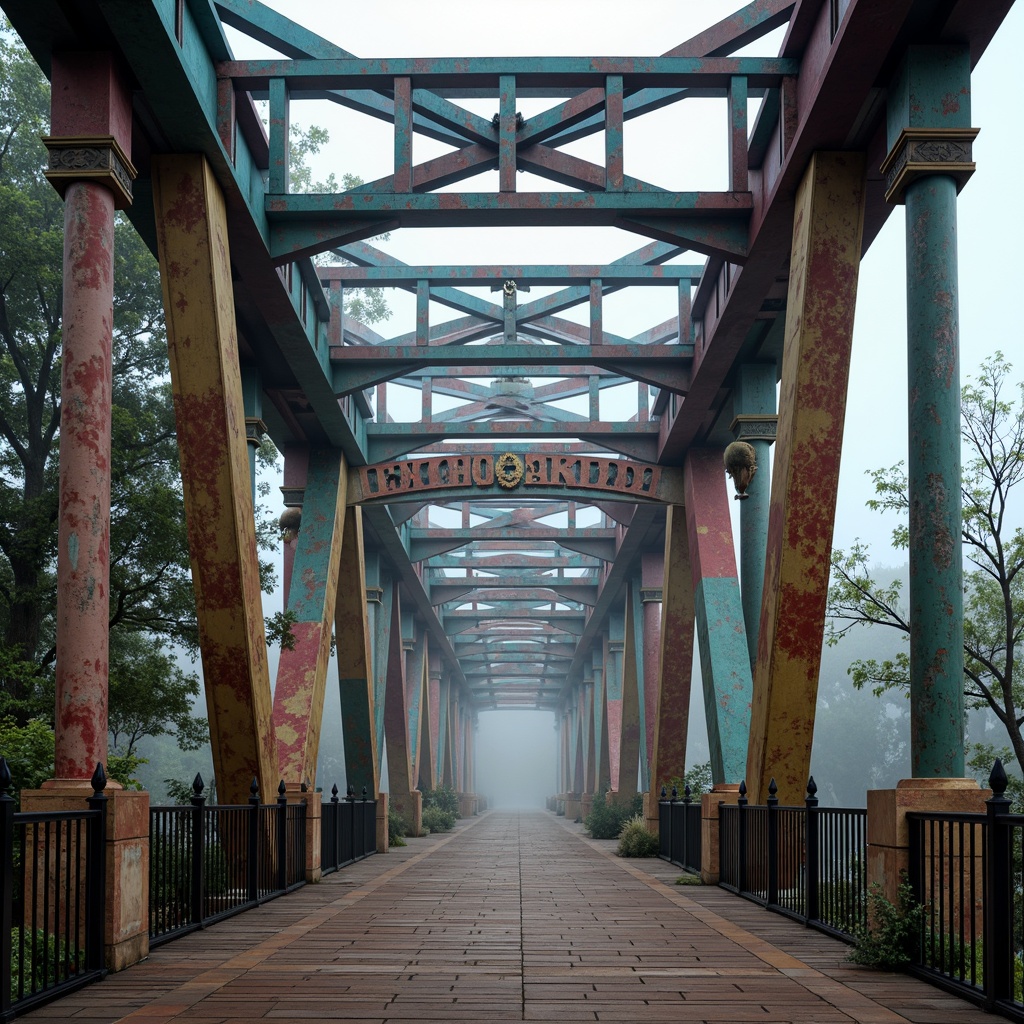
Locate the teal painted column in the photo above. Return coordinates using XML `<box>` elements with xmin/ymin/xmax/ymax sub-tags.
<box><xmin>883</xmin><ymin>46</ymin><xmax>977</xmax><ymax>777</ymax></box>
<box><xmin>684</xmin><ymin>447</ymin><xmax>753</xmax><ymax>784</ymax></box>
<box><xmin>732</xmin><ymin>362</ymin><xmax>777</xmax><ymax>672</ymax></box>
<box><xmin>240</xmin><ymin>365</ymin><xmax>264</xmax><ymax>503</ymax></box>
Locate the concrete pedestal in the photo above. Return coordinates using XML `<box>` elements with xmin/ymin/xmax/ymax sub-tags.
<box><xmin>376</xmin><ymin>791</ymin><xmax>390</xmax><ymax>852</ymax></box>
<box><xmin>22</xmin><ymin>785</ymin><xmax>149</xmax><ymax>972</ymax></box>
<box><xmin>867</xmin><ymin>777</ymin><xmax>988</xmax><ymax>908</ymax></box>
<box><xmin>700</xmin><ymin>783</ymin><xmax>741</xmax><ymax>884</ymax></box>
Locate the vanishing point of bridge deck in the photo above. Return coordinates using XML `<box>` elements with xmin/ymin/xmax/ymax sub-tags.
<box><xmin>25</xmin><ymin>812</ymin><xmax>989</xmax><ymax>1024</ymax></box>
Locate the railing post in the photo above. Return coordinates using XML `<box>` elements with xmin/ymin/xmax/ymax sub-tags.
<box><xmin>805</xmin><ymin>776</ymin><xmax>819</xmax><ymax>925</ymax></box>
<box><xmin>984</xmin><ymin>759</ymin><xmax>1013</xmax><ymax>1009</ymax></box>
<box><xmin>190</xmin><ymin>774</ymin><xmax>207</xmax><ymax>926</ymax></box>
<box><xmin>85</xmin><ymin>763</ymin><xmax>108</xmax><ymax>974</ymax></box>
<box><xmin>328</xmin><ymin>784</ymin><xmax>339</xmax><ymax>870</ymax></box>
<box><xmin>276</xmin><ymin>780</ymin><xmax>288</xmax><ymax>891</ymax></box>
<box><xmin>247</xmin><ymin>778</ymin><xmax>260</xmax><ymax>903</ymax></box>
<box><xmin>1</xmin><ymin>758</ymin><xmax>15</xmax><ymax>1019</ymax></box>
<box><xmin>737</xmin><ymin>780</ymin><xmax>748</xmax><ymax>895</ymax></box>
<box><xmin>683</xmin><ymin>785</ymin><xmax>693</xmax><ymax>870</ymax></box>
<box><xmin>766</xmin><ymin>778</ymin><xmax>779</xmax><ymax>907</ymax></box>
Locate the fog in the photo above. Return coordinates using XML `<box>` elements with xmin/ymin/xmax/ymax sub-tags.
<box><xmin>475</xmin><ymin>710</ymin><xmax>558</xmax><ymax>809</ymax></box>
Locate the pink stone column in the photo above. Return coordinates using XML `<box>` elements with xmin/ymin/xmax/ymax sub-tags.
<box><xmin>43</xmin><ymin>51</ymin><xmax>134</xmax><ymax>781</ymax></box>
<box><xmin>53</xmin><ymin>180</ymin><xmax>115</xmax><ymax>779</ymax></box>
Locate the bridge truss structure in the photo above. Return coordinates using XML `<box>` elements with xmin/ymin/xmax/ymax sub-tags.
<box><xmin>1</xmin><ymin>0</ymin><xmax>1013</xmax><ymax>828</ymax></box>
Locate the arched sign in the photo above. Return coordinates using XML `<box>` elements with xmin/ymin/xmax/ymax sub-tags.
<box><xmin>347</xmin><ymin>452</ymin><xmax>684</xmax><ymax>505</ymax></box>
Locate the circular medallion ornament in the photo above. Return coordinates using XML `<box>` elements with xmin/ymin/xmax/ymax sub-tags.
<box><xmin>496</xmin><ymin>452</ymin><xmax>524</xmax><ymax>489</ymax></box>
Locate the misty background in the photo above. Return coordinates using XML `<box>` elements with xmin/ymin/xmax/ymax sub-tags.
<box><xmin>128</xmin><ymin>2</ymin><xmax>1021</xmax><ymax>810</ymax></box>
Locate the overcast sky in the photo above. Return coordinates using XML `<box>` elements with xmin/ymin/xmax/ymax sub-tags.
<box><xmin>239</xmin><ymin>3</ymin><xmax>1022</xmax><ymax>802</ymax></box>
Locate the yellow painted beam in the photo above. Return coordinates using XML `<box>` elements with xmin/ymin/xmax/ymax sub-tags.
<box><xmin>152</xmin><ymin>154</ymin><xmax>276</xmax><ymax>806</ymax></box>
<box><xmin>273</xmin><ymin>449</ymin><xmax>348</xmax><ymax>790</ymax></box>
<box><xmin>747</xmin><ymin>151</ymin><xmax>866</xmax><ymax>804</ymax></box>
<box><xmin>649</xmin><ymin>506</ymin><xmax>695</xmax><ymax>793</ymax></box>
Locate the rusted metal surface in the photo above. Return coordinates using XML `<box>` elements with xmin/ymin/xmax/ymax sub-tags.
<box><xmin>335</xmin><ymin>508</ymin><xmax>379</xmax><ymax>797</ymax></box>
<box><xmin>53</xmin><ymin>180</ymin><xmax>115</xmax><ymax>780</ymax></box>
<box><xmin>887</xmin><ymin>46</ymin><xmax>972</xmax><ymax>777</ymax></box>
<box><xmin>152</xmin><ymin>154</ymin><xmax>278</xmax><ymax>807</ymax></box>
<box><xmin>272</xmin><ymin>449</ymin><xmax>347</xmax><ymax>789</ymax></box>
<box><xmin>685</xmin><ymin>448</ymin><xmax>753</xmax><ymax>785</ymax></box>
<box><xmin>649</xmin><ymin>507</ymin><xmax>694</xmax><ymax>793</ymax></box>
<box><xmin>746</xmin><ymin>152</ymin><xmax>866</xmax><ymax>806</ymax></box>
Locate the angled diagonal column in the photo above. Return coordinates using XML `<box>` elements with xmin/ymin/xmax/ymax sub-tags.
<box><xmin>335</xmin><ymin>507</ymin><xmax>379</xmax><ymax>796</ymax></box>
<box><xmin>439</xmin><ymin>674</ymin><xmax>453</xmax><ymax>786</ymax></box>
<box><xmin>635</xmin><ymin>552</ymin><xmax>664</xmax><ymax>792</ymax></box>
<box><xmin>593</xmin><ymin>651</ymin><xmax>611</xmax><ymax>794</ymax></box>
<box><xmin>649</xmin><ymin>505</ymin><xmax>695</xmax><ymax>793</ymax></box>
<box><xmin>685</xmin><ymin>449</ymin><xmax>753</xmax><ymax>785</ymax></box>
<box><xmin>383</xmin><ymin>589</ymin><xmax>415</xmax><ymax>814</ymax></box>
<box><xmin>366</xmin><ymin>562</ymin><xmax>392</xmax><ymax>759</ymax></box>
<box><xmin>884</xmin><ymin>46</ymin><xmax>974</xmax><ymax>777</ymax></box>
<box><xmin>273</xmin><ymin>448</ymin><xmax>348</xmax><ymax>789</ymax></box>
<box><xmin>746</xmin><ymin>151</ymin><xmax>866</xmax><ymax>804</ymax></box>
<box><xmin>406</xmin><ymin>633</ymin><xmax>427</xmax><ymax>788</ymax></box>
<box><xmin>616</xmin><ymin>589</ymin><xmax>642</xmax><ymax>801</ymax></box>
<box><xmin>152</xmin><ymin>154</ymin><xmax>276</xmax><ymax>805</ymax></box>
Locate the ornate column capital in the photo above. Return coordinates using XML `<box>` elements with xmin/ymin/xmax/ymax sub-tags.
<box><xmin>245</xmin><ymin>417</ymin><xmax>268</xmax><ymax>449</ymax></box>
<box><xmin>280</xmin><ymin>486</ymin><xmax>305</xmax><ymax>507</ymax></box>
<box><xmin>365</xmin><ymin>586</ymin><xmax>384</xmax><ymax>605</ymax></box>
<box><xmin>639</xmin><ymin>588</ymin><xmax>663</xmax><ymax>604</ymax></box>
<box><xmin>880</xmin><ymin>127</ymin><xmax>979</xmax><ymax>204</ymax></box>
<box><xmin>42</xmin><ymin>134</ymin><xmax>136</xmax><ymax>209</ymax></box>
<box><xmin>730</xmin><ymin>413</ymin><xmax>778</xmax><ymax>444</ymax></box>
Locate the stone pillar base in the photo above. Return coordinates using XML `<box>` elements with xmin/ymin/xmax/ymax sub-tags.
<box><xmin>376</xmin><ymin>791</ymin><xmax>390</xmax><ymax>852</ymax></box>
<box><xmin>700</xmin><ymin>783</ymin><xmax>740</xmax><ymax>884</ymax></box>
<box><xmin>581</xmin><ymin>793</ymin><xmax>594</xmax><ymax>821</ymax></box>
<box><xmin>22</xmin><ymin>784</ymin><xmax>149</xmax><ymax>972</ymax></box>
<box><xmin>564</xmin><ymin>793</ymin><xmax>582</xmax><ymax>822</ymax></box>
<box><xmin>290</xmin><ymin>785</ymin><xmax>321</xmax><ymax>883</ymax></box>
<box><xmin>642</xmin><ymin>790</ymin><xmax>659</xmax><ymax>835</ymax></box>
<box><xmin>867</xmin><ymin>777</ymin><xmax>988</xmax><ymax>911</ymax></box>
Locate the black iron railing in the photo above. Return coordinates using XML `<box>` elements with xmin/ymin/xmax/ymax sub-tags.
<box><xmin>658</xmin><ymin>786</ymin><xmax>702</xmax><ymax>874</ymax></box>
<box><xmin>905</xmin><ymin>760</ymin><xmax>1024</xmax><ymax>1020</ymax></box>
<box><xmin>320</xmin><ymin>786</ymin><xmax>377</xmax><ymax>874</ymax></box>
<box><xmin>716</xmin><ymin>778</ymin><xmax>867</xmax><ymax>942</ymax></box>
<box><xmin>1</xmin><ymin>758</ymin><xmax>108</xmax><ymax>1021</ymax></box>
<box><xmin>149</xmin><ymin>776</ymin><xmax>307</xmax><ymax>947</ymax></box>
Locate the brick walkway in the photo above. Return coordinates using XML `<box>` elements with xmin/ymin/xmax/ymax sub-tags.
<box><xmin>23</xmin><ymin>810</ymin><xmax>993</xmax><ymax>1023</ymax></box>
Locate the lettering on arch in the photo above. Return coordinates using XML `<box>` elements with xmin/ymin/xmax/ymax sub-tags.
<box><xmin>350</xmin><ymin>452</ymin><xmax>682</xmax><ymax>505</ymax></box>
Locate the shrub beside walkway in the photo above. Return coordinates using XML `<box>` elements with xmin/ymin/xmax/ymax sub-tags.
<box><xmin>22</xmin><ymin>810</ymin><xmax>992</xmax><ymax>1023</ymax></box>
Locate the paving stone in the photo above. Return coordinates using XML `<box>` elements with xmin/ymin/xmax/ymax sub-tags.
<box><xmin>17</xmin><ymin>811</ymin><xmax>998</xmax><ymax>1024</ymax></box>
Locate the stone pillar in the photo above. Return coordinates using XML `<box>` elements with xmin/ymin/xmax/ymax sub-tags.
<box><xmin>700</xmin><ymin>783</ymin><xmax>741</xmax><ymax>885</ymax></box>
<box><xmin>301</xmin><ymin>785</ymin><xmax>321</xmax><ymax>883</ymax></box>
<box><xmin>376</xmin><ymin>790</ymin><xmax>390</xmax><ymax>853</ymax></box>
<box><xmin>867</xmin><ymin>779</ymin><xmax>987</xmax><ymax>913</ymax></box>
<box><xmin>43</xmin><ymin>51</ymin><xmax>135</xmax><ymax>782</ymax></box>
<box><xmin>882</xmin><ymin>46</ymin><xmax>977</xmax><ymax>777</ymax></box>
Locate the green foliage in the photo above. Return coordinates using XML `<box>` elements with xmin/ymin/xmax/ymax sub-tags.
<box><xmin>662</xmin><ymin>761</ymin><xmax>713</xmax><ymax>799</ymax></box>
<box><xmin>387</xmin><ymin>809</ymin><xmax>409</xmax><ymax>846</ymax></box>
<box><xmin>849</xmin><ymin>878</ymin><xmax>925</xmax><ymax>970</ymax></box>
<box><xmin>0</xmin><ymin>715</ymin><xmax>53</xmax><ymax>803</ymax></box>
<box><xmin>106</xmin><ymin>751</ymin><xmax>148</xmax><ymax>791</ymax></box>
<box><xmin>421</xmin><ymin>806</ymin><xmax>457</xmax><ymax>834</ymax></box>
<box><xmin>9</xmin><ymin>928</ymin><xmax>84</xmax><ymax>999</ymax></box>
<box><xmin>616</xmin><ymin>814</ymin><xmax>660</xmax><ymax>857</ymax></box>
<box><xmin>422</xmin><ymin>784</ymin><xmax>460</xmax><ymax>817</ymax></box>
<box><xmin>584</xmin><ymin>790</ymin><xmax>643</xmax><ymax>840</ymax></box>
<box><xmin>285</xmin><ymin>126</ymin><xmax>391</xmax><ymax>324</ymax></box>
<box><xmin>828</xmin><ymin>352</ymin><xmax>1024</xmax><ymax>771</ymax></box>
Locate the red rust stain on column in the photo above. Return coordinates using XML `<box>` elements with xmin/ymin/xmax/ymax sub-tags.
<box><xmin>55</xmin><ymin>182</ymin><xmax>115</xmax><ymax>780</ymax></box>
